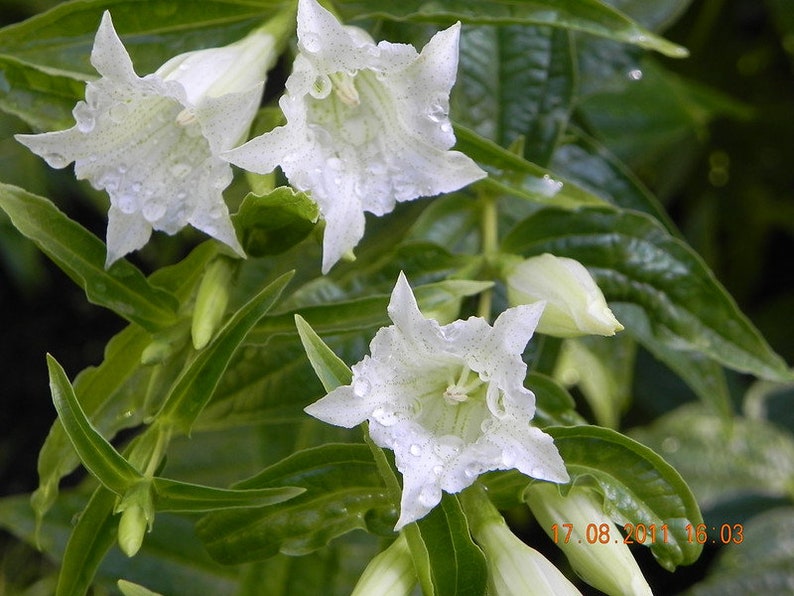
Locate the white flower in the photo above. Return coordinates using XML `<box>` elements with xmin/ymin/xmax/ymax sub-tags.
<box><xmin>351</xmin><ymin>534</ymin><xmax>416</xmax><ymax>596</ymax></box>
<box><xmin>16</xmin><ymin>11</ymin><xmax>278</xmax><ymax>266</ymax></box>
<box><xmin>506</xmin><ymin>253</ymin><xmax>624</xmax><ymax>337</ymax></box>
<box><xmin>224</xmin><ymin>0</ymin><xmax>486</xmax><ymax>273</ymax></box>
<box><xmin>304</xmin><ymin>272</ymin><xmax>569</xmax><ymax>529</ymax></box>
<box><xmin>525</xmin><ymin>483</ymin><xmax>653</xmax><ymax>596</ymax></box>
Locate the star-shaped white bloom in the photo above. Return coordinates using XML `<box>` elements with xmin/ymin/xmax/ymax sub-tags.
<box><xmin>224</xmin><ymin>0</ymin><xmax>486</xmax><ymax>273</ymax></box>
<box><xmin>16</xmin><ymin>11</ymin><xmax>277</xmax><ymax>266</ymax></box>
<box><xmin>305</xmin><ymin>273</ymin><xmax>569</xmax><ymax>529</ymax></box>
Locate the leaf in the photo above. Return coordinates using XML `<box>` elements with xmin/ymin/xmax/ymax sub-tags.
<box><xmin>411</xmin><ymin>495</ymin><xmax>488</xmax><ymax>596</ymax></box>
<box><xmin>157</xmin><ymin>271</ymin><xmax>294</xmax><ymax>433</ymax></box>
<box><xmin>233</xmin><ymin>187</ymin><xmax>319</xmax><ymax>258</ymax></box>
<box><xmin>196</xmin><ymin>444</ymin><xmax>396</xmax><ymax>564</ymax></box>
<box><xmin>46</xmin><ymin>355</ymin><xmax>142</xmax><ymax>495</ymax></box>
<box><xmin>118</xmin><ymin>579</ymin><xmax>163</xmax><ymax>596</ymax></box>
<box><xmin>687</xmin><ymin>507</ymin><xmax>794</xmax><ymax>596</ymax></box>
<box><xmin>0</xmin><ymin>183</ymin><xmax>179</xmax><ymax>331</ymax></box>
<box><xmin>546</xmin><ymin>425</ymin><xmax>703</xmax><ymax>571</ymax></box>
<box><xmin>629</xmin><ymin>403</ymin><xmax>794</xmax><ymax>511</ymax></box>
<box><xmin>295</xmin><ymin>314</ymin><xmax>353</xmax><ymax>393</ymax></box>
<box><xmin>151</xmin><ymin>478</ymin><xmax>304</xmax><ymax>513</ymax></box>
<box><xmin>454</xmin><ymin>23</ymin><xmax>575</xmax><ymax>165</ymax></box>
<box><xmin>502</xmin><ymin>206</ymin><xmax>793</xmax><ymax>382</ymax></box>
<box><xmin>336</xmin><ymin>0</ymin><xmax>688</xmax><ymax>57</ymax></box>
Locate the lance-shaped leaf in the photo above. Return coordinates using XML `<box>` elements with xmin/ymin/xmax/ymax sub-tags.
<box><xmin>152</xmin><ymin>478</ymin><xmax>304</xmax><ymax>513</ymax></box>
<box><xmin>336</xmin><ymin>0</ymin><xmax>688</xmax><ymax>58</ymax></box>
<box><xmin>157</xmin><ymin>270</ymin><xmax>294</xmax><ymax>433</ymax></box>
<box><xmin>196</xmin><ymin>444</ymin><xmax>396</xmax><ymax>563</ymax></box>
<box><xmin>502</xmin><ymin>206</ymin><xmax>793</xmax><ymax>382</ymax></box>
<box><xmin>295</xmin><ymin>314</ymin><xmax>352</xmax><ymax>393</ymax></box>
<box><xmin>47</xmin><ymin>354</ymin><xmax>142</xmax><ymax>495</ymax></box>
<box><xmin>0</xmin><ymin>184</ymin><xmax>179</xmax><ymax>331</ymax></box>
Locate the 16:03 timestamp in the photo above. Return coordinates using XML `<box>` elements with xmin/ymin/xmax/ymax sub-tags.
<box><xmin>550</xmin><ymin>522</ymin><xmax>744</xmax><ymax>545</ymax></box>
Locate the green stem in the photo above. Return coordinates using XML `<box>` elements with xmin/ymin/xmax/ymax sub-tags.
<box><xmin>477</xmin><ymin>195</ymin><xmax>499</xmax><ymax>319</ymax></box>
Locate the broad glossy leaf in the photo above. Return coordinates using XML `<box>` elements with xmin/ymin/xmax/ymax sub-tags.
<box><xmin>688</xmin><ymin>507</ymin><xmax>794</xmax><ymax>596</ymax></box>
<box><xmin>233</xmin><ymin>187</ymin><xmax>319</xmax><ymax>258</ymax></box>
<box><xmin>547</xmin><ymin>425</ymin><xmax>703</xmax><ymax>571</ymax></box>
<box><xmin>47</xmin><ymin>355</ymin><xmax>141</xmax><ymax>495</ymax></box>
<box><xmin>454</xmin><ymin>23</ymin><xmax>575</xmax><ymax>165</ymax></box>
<box><xmin>412</xmin><ymin>494</ymin><xmax>488</xmax><ymax>596</ymax></box>
<box><xmin>196</xmin><ymin>444</ymin><xmax>396</xmax><ymax>563</ymax></box>
<box><xmin>158</xmin><ymin>271</ymin><xmax>293</xmax><ymax>433</ymax></box>
<box><xmin>151</xmin><ymin>478</ymin><xmax>304</xmax><ymax>512</ymax></box>
<box><xmin>0</xmin><ymin>184</ymin><xmax>179</xmax><ymax>331</ymax></box>
<box><xmin>526</xmin><ymin>371</ymin><xmax>585</xmax><ymax>427</ymax></box>
<box><xmin>502</xmin><ymin>206</ymin><xmax>793</xmax><ymax>382</ymax></box>
<box><xmin>629</xmin><ymin>403</ymin><xmax>794</xmax><ymax>510</ymax></box>
<box><xmin>337</xmin><ymin>0</ymin><xmax>687</xmax><ymax>57</ymax></box>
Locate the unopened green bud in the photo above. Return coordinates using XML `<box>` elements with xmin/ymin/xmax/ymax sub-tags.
<box><xmin>117</xmin><ymin>579</ymin><xmax>163</xmax><ymax>596</ymax></box>
<box><xmin>505</xmin><ymin>253</ymin><xmax>623</xmax><ymax>338</ymax></box>
<box><xmin>525</xmin><ymin>483</ymin><xmax>652</xmax><ymax>596</ymax></box>
<box><xmin>191</xmin><ymin>257</ymin><xmax>236</xmax><ymax>350</ymax></box>
<box><xmin>351</xmin><ymin>534</ymin><xmax>416</xmax><ymax>596</ymax></box>
<box><xmin>116</xmin><ymin>482</ymin><xmax>154</xmax><ymax>557</ymax></box>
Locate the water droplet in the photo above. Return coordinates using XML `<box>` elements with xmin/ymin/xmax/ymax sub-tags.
<box><xmin>301</xmin><ymin>32</ymin><xmax>322</xmax><ymax>53</ymax></box>
<box><xmin>440</xmin><ymin>122</ymin><xmax>452</xmax><ymax>133</ymax></box>
<box><xmin>427</xmin><ymin>102</ymin><xmax>447</xmax><ymax>123</ymax></box>
<box><xmin>208</xmin><ymin>204</ymin><xmax>225</xmax><ymax>220</ymax></box>
<box><xmin>372</xmin><ymin>407</ymin><xmax>398</xmax><ymax>426</ymax></box>
<box><xmin>418</xmin><ymin>485</ymin><xmax>440</xmax><ymax>507</ymax></box>
<box><xmin>108</xmin><ymin>103</ymin><xmax>129</xmax><ymax>123</ymax></box>
<box><xmin>432</xmin><ymin>465</ymin><xmax>443</xmax><ymax>476</ymax></box>
<box><xmin>44</xmin><ymin>153</ymin><xmax>69</xmax><ymax>168</ymax></box>
<box><xmin>501</xmin><ymin>450</ymin><xmax>516</xmax><ymax>467</ymax></box>
<box><xmin>627</xmin><ymin>68</ymin><xmax>643</xmax><ymax>81</ymax></box>
<box><xmin>176</xmin><ymin>190</ymin><xmax>188</xmax><ymax>201</ymax></box>
<box><xmin>116</xmin><ymin>194</ymin><xmax>138</xmax><ymax>214</ymax></box>
<box><xmin>77</xmin><ymin>117</ymin><xmax>95</xmax><ymax>133</ymax></box>
<box><xmin>464</xmin><ymin>463</ymin><xmax>481</xmax><ymax>478</ymax></box>
<box><xmin>142</xmin><ymin>198</ymin><xmax>166</xmax><ymax>221</ymax></box>
<box><xmin>409</xmin><ymin>444</ymin><xmax>422</xmax><ymax>457</ymax></box>
<box><xmin>353</xmin><ymin>378</ymin><xmax>371</xmax><ymax>397</ymax></box>
<box><xmin>170</xmin><ymin>163</ymin><xmax>192</xmax><ymax>178</ymax></box>
<box><xmin>117</xmin><ymin>163</ymin><xmax>128</xmax><ymax>175</ymax></box>
<box><xmin>326</xmin><ymin>157</ymin><xmax>343</xmax><ymax>171</ymax></box>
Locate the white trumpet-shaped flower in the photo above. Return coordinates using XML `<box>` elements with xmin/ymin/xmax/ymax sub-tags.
<box><xmin>16</xmin><ymin>11</ymin><xmax>279</xmax><ymax>266</ymax></box>
<box><xmin>305</xmin><ymin>273</ymin><xmax>569</xmax><ymax>529</ymax></box>
<box><xmin>224</xmin><ymin>0</ymin><xmax>486</xmax><ymax>273</ymax></box>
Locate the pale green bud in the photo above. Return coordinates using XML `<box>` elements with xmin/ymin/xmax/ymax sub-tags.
<box><xmin>351</xmin><ymin>534</ymin><xmax>416</xmax><ymax>596</ymax></box>
<box><xmin>475</xmin><ymin>514</ymin><xmax>582</xmax><ymax>595</ymax></box>
<box><xmin>191</xmin><ymin>257</ymin><xmax>236</xmax><ymax>350</ymax></box>
<box><xmin>116</xmin><ymin>482</ymin><xmax>154</xmax><ymax>557</ymax></box>
<box><xmin>505</xmin><ymin>253</ymin><xmax>623</xmax><ymax>338</ymax></box>
<box><xmin>525</xmin><ymin>483</ymin><xmax>652</xmax><ymax>596</ymax></box>
<box><xmin>117</xmin><ymin>579</ymin><xmax>163</xmax><ymax>596</ymax></box>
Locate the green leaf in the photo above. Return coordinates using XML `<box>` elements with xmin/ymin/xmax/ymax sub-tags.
<box><xmin>233</xmin><ymin>187</ymin><xmax>319</xmax><ymax>258</ymax></box>
<box><xmin>46</xmin><ymin>355</ymin><xmax>142</xmax><ymax>495</ymax></box>
<box><xmin>158</xmin><ymin>270</ymin><xmax>294</xmax><ymax>433</ymax></box>
<box><xmin>337</xmin><ymin>0</ymin><xmax>688</xmax><ymax>57</ymax></box>
<box><xmin>687</xmin><ymin>507</ymin><xmax>794</xmax><ymax>596</ymax></box>
<box><xmin>0</xmin><ymin>183</ymin><xmax>179</xmax><ymax>331</ymax></box>
<box><xmin>295</xmin><ymin>314</ymin><xmax>353</xmax><ymax>393</ymax></box>
<box><xmin>196</xmin><ymin>444</ymin><xmax>395</xmax><ymax>563</ymax></box>
<box><xmin>629</xmin><ymin>403</ymin><xmax>794</xmax><ymax>511</ymax></box>
<box><xmin>118</xmin><ymin>579</ymin><xmax>163</xmax><ymax>596</ymax></box>
<box><xmin>502</xmin><ymin>206</ymin><xmax>793</xmax><ymax>382</ymax></box>
<box><xmin>151</xmin><ymin>478</ymin><xmax>304</xmax><ymax>513</ymax></box>
<box><xmin>454</xmin><ymin>24</ymin><xmax>575</xmax><ymax>165</ymax></box>
<box><xmin>547</xmin><ymin>425</ymin><xmax>703</xmax><ymax>571</ymax></box>
<box><xmin>411</xmin><ymin>495</ymin><xmax>488</xmax><ymax>596</ymax></box>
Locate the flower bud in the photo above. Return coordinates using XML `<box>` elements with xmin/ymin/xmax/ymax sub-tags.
<box><xmin>475</xmin><ymin>512</ymin><xmax>582</xmax><ymax>595</ymax></box>
<box><xmin>115</xmin><ymin>482</ymin><xmax>154</xmax><ymax>557</ymax></box>
<box><xmin>351</xmin><ymin>534</ymin><xmax>416</xmax><ymax>596</ymax></box>
<box><xmin>525</xmin><ymin>483</ymin><xmax>652</xmax><ymax>596</ymax></box>
<box><xmin>191</xmin><ymin>257</ymin><xmax>236</xmax><ymax>350</ymax></box>
<box><xmin>505</xmin><ymin>253</ymin><xmax>623</xmax><ymax>337</ymax></box>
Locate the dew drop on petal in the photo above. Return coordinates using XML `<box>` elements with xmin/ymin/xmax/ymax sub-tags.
<box><xmin>432</xmin><ymin>465</ymin><xmax>443</xmax><ymax>476</ymax></box>
<box><xmin>409</xmin><ymin>444</ymin><xmax>422</xmax><ymax>457</ymax></box>
<box><xmin>501</xmin><ymin>450</ymin><xmax>516</xmax><ymax>467</ymax></box>
<box><xmin>427</xmin><ymin>102</ymin><xmax>446</xmax><ymax>123</ymax></box>
<box><xmin>45</xmin><ymin>153</ymin><xmax>70</xmax><ymax>168</ymax></box>
<box><xmin>353</xmin><ymin>378</ymin><xmax>371</xmax><ymax>397</ymax></box>
<box><xmin>142</xmin><ymin>198</ymin><xmax>166</xmax><ymax>221</ymax></box>
<box><xmin>464</xmin><ymin>462</ymin><xmax>481</xmax><ymax>479</ymax></box>
<box><xmin>440</xmin><ymin>122</ymin><xmax>452</xmax><ymax>133</ymax></box>
<box><xmin>116</xmin><ymin>194</ymin><xmax>138</xmax><ymax>214</ymax></box>
<box><xmin>108</xmin><ymin>103</ymin><xmax>129</xmax><ymax>123</ymax></box>
<box><xmin>301</xmin><ymin>32</ymin><xmax>322</xmax><ymax>53</ymax></box>
<box><xmin>372</xmin><ymin>407</ymin><xmax>398</xmax><ymax>426</ymax></box>
<box><xmin>418</xmin><ymin>485</ymin><xmax>441</xmax><ymax>508</ymax></box>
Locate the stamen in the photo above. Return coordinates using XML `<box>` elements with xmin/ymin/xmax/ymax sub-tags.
<box><xmin>329</xmin><ymin>71</ymin><xmax>360</xmax><ymax>106</ymax></box>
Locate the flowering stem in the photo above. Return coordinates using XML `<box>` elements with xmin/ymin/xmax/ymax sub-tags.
<box><xmin>478</xmin><ymin>194</ymin><xmax>499</xmax><ymax>319</ymax></box>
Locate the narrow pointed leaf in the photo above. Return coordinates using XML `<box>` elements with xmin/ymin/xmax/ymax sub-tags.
<box><xmin>152</xmin><ymin>478</ymin><xmax>304</xmax><ymax>513</ymax></box>
<box><xmin>196</xmin><ymin>444</ymin><xmax>395</xmax><ymax>564</ymax></box>
<box><xmin>0</xmin><ymin>184</ymin><xmax>179</xmax><ymax>331</ymax></box>
<box><xmin>46</xmin><ymin>354</ymin><xmax>141</xmax><ymax>495</ymax></box>
<box><xmin>295</xmin><ymin>314</ymin><xmax>353</xmax><ymax>392</ymax></box>
<box><xmin>158</xmin><ymin>271</ymin><xmax>294</xmax><ymax>433</ymax></box>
